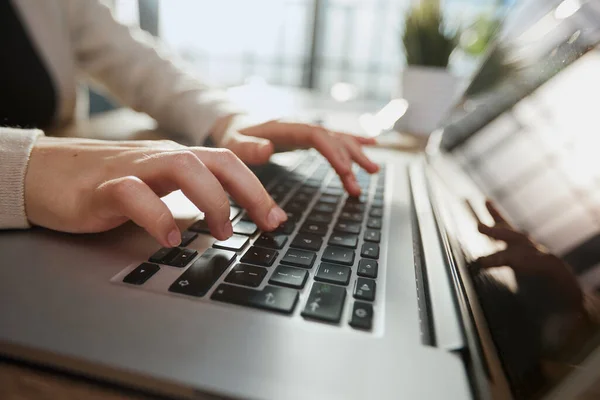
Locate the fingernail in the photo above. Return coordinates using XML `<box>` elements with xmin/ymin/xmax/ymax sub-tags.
<box><xmin>168</xmin><ymin>229</ymin><xmax>181</xmax><ymax>247</ymax></box>
<box><xmin>267</xmin><ymin>206</ymin><xmax>287</xmax><ymax>228</ymax></box>
<box><xmin>223</xmin><ymin>221</ymin><xmax>233</xmax><ymax>238</ymax></box>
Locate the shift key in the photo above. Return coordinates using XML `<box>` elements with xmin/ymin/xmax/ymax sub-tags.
<box><xmin>169</xmin><ymin>248</ymin><xmax>236</xmax><ymax>297</ymax></box>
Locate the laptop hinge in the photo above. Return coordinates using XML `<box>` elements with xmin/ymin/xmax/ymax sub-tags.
<box><xmin>409</xmin><ymin>160</ymin><xmax>465</xmax><ymax>351</ymax></box>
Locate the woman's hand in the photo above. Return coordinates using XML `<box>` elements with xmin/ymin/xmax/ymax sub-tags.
<box><xmin>216</xmin><ymin>120</ymin><xmax>379</xmax><ymax>196</ymax></box>
<box><xmin>25</xmin><ymin>137</ymin><xmax>287</xmax><ymax>247</ymax></box>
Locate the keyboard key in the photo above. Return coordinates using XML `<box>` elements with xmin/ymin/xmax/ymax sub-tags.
<box><xmin>374</xmin><ymin>193</ymin><xmax>384</xmax><ymax>201</ymax></box>
<box><xmin>298</xmin><ymin>186</ymin><xmax>318</xmax><ymax>195</ymax></box>
<box><xmin>371</xmin><ymin>199</ymin><xmax>384</xmax><ymax>208</ymax></box>
<box><xmin>224</xmin><ymin>264</ymin><xmax>267</xmax><ymax>287</ymax></box>
<box><xmin>165</xmin><ymin>248</ymin><xmax>198</xmax><ymax>268</ymax></box>
<box><xmin>240</xmin><ymin>246</ymin><xmax>278</xmax><ymax>267</ymax></box>
<box><xmin>313</xmin><ymin>203</ymin><xmax>336</xmax><ymax>213</ymax></box>
<box><xmin>353</xmin><ymin>278</ymin><xmax>376</xmax><ymax>301</ymax></box>
<box><xmin>294</xmin><ymin>192</ymin><xmax>313</xmax><ymax>204</ymax></box>
<box><xmin>189</xmin><ymin>219</ymin><xmax>210</xmax><ymax>234</ymax></box>
<box><xmin>347</xmin><ymin>195</ymin><xmax>367</xmax><ymax>204</ymax></box>
<box><xmin>301</xmin><ymin>282</ymin><xmax>346</xmax><ymax>323</ymax></box>
<box><xmin>285</xmin><ymin>201</ymin><xmax>305</xmax><ymax>214</ymax></box>
<box><xmin>233</xmin><ymin>220</ymin><xmax>258</xmax><ymax>236</ymax></box>
<box><xmin>319</xmin><ymin>195</ymin><xmax>339</xmax><ymax>205</ymax></box>
<box><xmin>321</xmin><ymin>245</ymin><xmax>355</xmax><ymax>266</ymax></box>
<box><xmin>123</xmin><ymin>263</ymin><xmax>160</xmax><ymax>285</ymax></box>
<box><xmin>366</xmin><ymin>218</ymin><xmax>382</xmax><ymax>229</ymax></box>
<box><xmin>180</xmin><ymin>231</ymin><xmax>198</xmax><ymax>247</ymax></box>
<box><xmin>274</xmin><ymin>220</ymin><xmax>296</xmax><ymax>235</ymax></box>
<box><xmin>230</xmin><ymin>207</ymin><xmax>241</xmax><ymax>220</ymax></box>
<box><xmin>212</xmin><ymin>284</ymin><xmax>299</xmax><ymax>314</ymax></box>
<box><xmin>241</xmin><ymin>213</ymin><xmax>252</xmax><ymax>222</ymax></box>
<box><xmin>364</xmin><ymin>229</ymin><xmax>381</xmax><ymax>243</ymax></box>
<box><xmin>271</xmin><ymin>192</ymin><xmax>284</xmax><ymax>203</ymax></box>
<box><xmin>334</xmin><ymin>221</ymin><xmax>361</xmax><ymax>235</ymax></box>
<box><xmin>361</xmin><ymin>243</ymin><xmax>380</xmax><ymax>259</ymax></box>
<box><xmin>285</xmin><ymin>211</ymin><xmax>301</xmax><ymax>221</ymax></box>
<box><xmin>369</xmin><ymin>208</ymin><xmax>383</xmax><ymax>218</ymax></box>
<box><xmin>280</xmin><ymin>248</ymin><xmax>316</xmax><ymax>269</ymax></box>
<box><xmin>315</xmin><ymin>262</ymin><xmax>351</xmax><ymax>286</ymax></box>
<box><xmin>149</xmin><ymin>247</ymin><xmax>180</xmax><ymax>264</ymax></box>
<box><xmin>349</xmin><ymin>302</ymin><xmax>374</xmax><ymax>330</ymax></box>
<box><xmin>323</xmin><ymin>187</ymin><xmax>343</xmax><ymax>196</ymax></box>
<box><xmin>254</xmin><ymin>233</ymin><xmax>288</xmax><ymax>249</ymax></box>
<box><xmin>169</xmin><ymin>248</ymin><xmax>236</xmax><ymax>297</ymax></box>
<box><xmin>343</xmin><ymin>202</ymin><xmax>366</xmax><ymax>213</ymax></box>
<box><xmin>213</xmin><ymin>234</ymin><xmax>249</xmax><ymax>251</ymax></box>
<box><xmin>301</xmin><ymin>222</ymin><xmax>329</xmax><ymax>236</ymax></box>
<box><xmin>269</xmin><ymin>265</ymin><xmax>308</xmax><ymax>289</ymax></box>
<box><xmin>328</xmin><ymin>233</ymin><xmax>358</xmax><ymax>249</ymax></box>
<box><xmin>338</xmin><ymin>211</ymin><xmax>363</xmax><ymax>223</ymax></box>
<box><xmin>357</xmin><ymin>259</ymin><xmax>378</xmax><ymax>279</ymax></box>
<box><xmin>270</xmin><ymin>184</ymin><xmax>289</xmax><ymax>195</ymax></box>
<box><xmin>304</xmin><ymin>179</ymin><xmax>322</xmax><ymax>188</ymax></box>
<box><xmin>307</xmin><ymin>212</ymin><xmax>333</xmax><ymax>224</ymax></box>
<box><xmin>290</xmin><ymin>233</ymin><xmax>322</xmax><ymax>251</ymax></box>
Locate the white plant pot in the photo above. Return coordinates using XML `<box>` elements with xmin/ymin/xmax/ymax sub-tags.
<box><xmin>395</xmin><ymin>66</ymin><xmax>458</xmax><ymax>136</ymax></box>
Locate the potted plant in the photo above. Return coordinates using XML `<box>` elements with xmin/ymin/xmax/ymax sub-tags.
<box><xmin>396</xmin><ymin>0</ymin><xmax>458</xmax><ymax>135</ymax></box>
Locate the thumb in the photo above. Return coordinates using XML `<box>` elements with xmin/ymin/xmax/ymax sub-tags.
<box><xmin>223</xmin><ymin>133</ymin><xmax>274</xmax><ymax>165</ymax></box>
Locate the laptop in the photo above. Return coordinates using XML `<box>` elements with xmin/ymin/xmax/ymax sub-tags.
<box><xmin>3</xmin><ymin>1</ymin><xmax>600</xmax><ymax>399</ymax></box>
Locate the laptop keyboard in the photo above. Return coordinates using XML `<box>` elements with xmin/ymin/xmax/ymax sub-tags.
<box><xmin>119</xmin><ymin>151</ymin><xmax>387</xmax><ymax>331</ymax></box>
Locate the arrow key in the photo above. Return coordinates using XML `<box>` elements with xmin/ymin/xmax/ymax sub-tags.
<box><xmin>353</xmin><ymin>278</ymin><xmax>376</xmax><ymax>302</ymax></box>
<box><xmin>301</xmin><ymin>282</ymin><xmax>346</xmax><ymax>323</ymax></box>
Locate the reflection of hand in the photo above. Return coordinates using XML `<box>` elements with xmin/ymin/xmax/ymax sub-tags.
<box><xmin>217</xmin><ymin>119</ymin><xmax>379</xmax><ymax>197</ymax></box>
<box><xmin>25</xmin><ymin>137</ymin><xmax>287</xmax><ymax>247</ymax></box>
<box><xmin>475</xmin><ymin>201</ymin><xmax>583</xmax><ymax>310</ymax></box>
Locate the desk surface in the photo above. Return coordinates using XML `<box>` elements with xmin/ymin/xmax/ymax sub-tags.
<box><xmin>1</xmin><ymin>85</ymin><xmax>423</xmax><ymax>399</ymax></box>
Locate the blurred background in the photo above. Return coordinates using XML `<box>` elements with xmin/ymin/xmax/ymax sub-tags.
<box><xmin>94</xmin><ymin>0</ymin><xmax>520</xmax><ymax>113</ymax></box>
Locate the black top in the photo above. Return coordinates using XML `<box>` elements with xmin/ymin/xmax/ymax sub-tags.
<box><xmin>0</xmin><ymin>0</ymin><xmax>57</xmax><ymax>129</ymax></box>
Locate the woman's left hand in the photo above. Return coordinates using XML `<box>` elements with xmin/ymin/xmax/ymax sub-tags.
<box><xmin>217</xmin><ymin>120</ymin><xmax>379</xmax><ymax>196</ymax></box>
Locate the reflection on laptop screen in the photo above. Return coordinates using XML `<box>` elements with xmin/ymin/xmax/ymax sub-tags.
<box><xmin>436</xmin><ymin>0</ymin><xmax>600</xmax><ymax>398</ymax></box>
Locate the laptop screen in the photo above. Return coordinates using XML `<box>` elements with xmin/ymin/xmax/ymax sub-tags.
<box><xmin>434</xmin><ymin>0</ymin><xmax>600</xmax><ymax>398</ymax></box>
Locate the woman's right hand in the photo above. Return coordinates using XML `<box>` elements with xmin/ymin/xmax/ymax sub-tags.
<box><xmin>25</xmin><ymin>137</ymin><xmax>287</xmax><ymax>248</ymax></box>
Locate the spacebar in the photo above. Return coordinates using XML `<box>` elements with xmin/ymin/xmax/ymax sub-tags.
<box><xmin>211</xmin><ymin>284</ymin><xmax>299</xmax><ymax>314</ymax></box>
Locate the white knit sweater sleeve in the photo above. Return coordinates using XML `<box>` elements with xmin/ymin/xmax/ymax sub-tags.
<box><xmin>0</xmin><ymin>128</ymin><xmax>43</xmax><ymax>229</ymax></box>
<box><xmin>65</xmin><ymin>0</ymin><xmax>241</xmax><ymax>145</ymax></box>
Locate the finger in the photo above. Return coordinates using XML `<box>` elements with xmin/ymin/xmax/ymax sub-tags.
<box><xmin>95</xmin><ymin>176</ymin><xmax>180</xmax><ymax>247</ymax></box>
<box><xmin>474</xmin><ymin>250</ymin><xmax>516</xmax><ymax>269</ymax></box>
<box><xmin>338</xmin><ymin>134</ymin><xmax>379</xmax><ymax>173</ymax></box>
<box><xmin>223</xmin><ymin>133</ymin><xmax>274</xmax><ymax>165</ymax></box>
<box><xmin>474</xmin><ymin>249</ymin><xmax>546</xmax><ymax>275</ymax></box>
<box><xmin>478</xmin><ymin>223</ymin><xmax>531</xmax><ymax>245</ymax></box>
<box><xmin>334</xmin><ymin>132</ymin><xmax>377</xmax><ymax>146</ymax></box>
<box><xmin>194</xmin><ymin>148</ymin><xmax>288</xmax><ymax>231</ymax></box>
<box><xmin>136</xmin><ymin>151</ymin><xmax>233</xmax><ymax>240</ymax></box>
<box><xmin>485</xmin><ymin>200</ymin><xmax>508</xmax><ymax>225</ymax></box>
<box><xmin>239</xmin><ymin>121</ymin><xmax>359</xmax><ymax>194</ymax></box>
<box><xmin>353</xmin><ymin>136</ymin><xmax>378</xmax><ymax>145</ymax></box>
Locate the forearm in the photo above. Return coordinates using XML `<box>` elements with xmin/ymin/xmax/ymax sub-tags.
<box><xmin>0</xmin><ymin>128</ymin><xmax>44</xmax><ymax>229</ymax></box>
<box><xmin>67</xmin><ymin>0</ymin><xmax>240</xmax><ymax>145</ymax></box>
